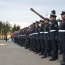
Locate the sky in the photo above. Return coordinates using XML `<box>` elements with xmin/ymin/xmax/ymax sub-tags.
<box><xmin>0</xmin><ymin>0</ymin><xmax>65</xmax><ymax>28</ymax></box>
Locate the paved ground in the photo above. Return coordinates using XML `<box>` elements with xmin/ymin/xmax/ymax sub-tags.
<box><xmin>0</xmin><ymin>40</ymin><xmax>62</xmax><ymax>65</ymax></box>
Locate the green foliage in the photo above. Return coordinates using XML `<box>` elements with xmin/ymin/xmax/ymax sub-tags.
<box><xmin>12</xmin><ymin>24</ymin><xmax>20</xmax><ymax>32</ymax></box>
<box><xmin>0</xmin><ymin>21</ymin><xmax>20</xmax><ymax>35</ymax></box>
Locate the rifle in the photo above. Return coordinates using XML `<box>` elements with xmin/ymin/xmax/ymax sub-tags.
<box><xmin>30</xmin><ymin>8</ymin><xmax>44</xmax><ymax>19</ymax></box>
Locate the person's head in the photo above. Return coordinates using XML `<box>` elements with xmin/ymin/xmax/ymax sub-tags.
<box><xmin>50</xmin><ymin>10</ymin><xmax>56</xmax><ymax>21</ymax></box>
<box><xmin>61</xmin><ymin>11</ymin><xmax>65</xmax><ymax>20</ymax></box>
<box><xmin>50</xmin><ymin>15</ymin><xmax>56</xmax><ymax>21</ymax></box>
<box><xmin>39</xmin><ymin>20</ymin><xmax>44</xmax><ymax>25</ymax></box>
<box><xmin>36</xmin><ymin>21</ymin><xmax>39</xmax><ymax>26</ymax></box>
<box><xmin>32</xmin><ymin>23</ymin><xmax>36</xmax><ymax>28</ymax></box>
<box><xmin>44</xmin><ymin>18</ymin><xmax>49</xmax><ymax>24</ymax></box>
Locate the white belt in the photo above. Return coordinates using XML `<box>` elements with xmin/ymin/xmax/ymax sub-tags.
<box><xmin>33</xmin><ymin>33</ymin><xmax>38</xmax><ymax>34</ymax></box>
<box><xmin>18</xmin><ymin>35</ymin><xmax>21</xmax><ymax>36</ymax></box>
<box><xmin>17</xmin><ymin>35</ymin><xmax>20</xmax><ymax>37</ymax></box>
<box><xmin>40</xmin><ymin>32</ymin><xmax>44</xmax><ymax>34</ymax></box>
<box><xmin>18</xmin><ymin>35</ymin><xmax>26</xmax><ymax>36</ymax></box>
<box><xmin>17</xmin><ymin>35</ymin><xmax>21</xmax><ymax>37</ymax></box>
<box><xmin>50</xmin><ymin>30</ymin><xmax>56</xmax><ymax>32</ymax></box>
<box><xmin>29</xmin><ymin>34</ymin><xmax>33</xmax><ymax>36</ymax></box>
<box><xmin>15</xmin><ymin>35</ymin><xmax>19</xmax><ymax>37</ymax></box>
<box><xmin>44</xmin><ymin>32</ymin><xmax>48</xmax><ymax>33</ymax></box>
<box><xmin>58</xmin><ymin>30</ymin><xmax>65</xmax><ymax>32</ymax></box>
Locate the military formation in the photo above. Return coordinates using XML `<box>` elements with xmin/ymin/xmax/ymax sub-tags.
<box><xmin>13</xmin><ymin>9</ymin><xmax>65</xmax><ymax>65</ymax></box>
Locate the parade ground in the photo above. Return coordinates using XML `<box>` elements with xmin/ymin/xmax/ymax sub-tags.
<box><xmin>0</xmin><ymin>40</ymin><xmax>62</xmax><ymax>65</ymax></box>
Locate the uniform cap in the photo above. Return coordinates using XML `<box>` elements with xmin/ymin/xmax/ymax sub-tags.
<box><xmin>61</xmin><ymin>11</ymin><xmax>65</xmax><ymax>15</ymax></box>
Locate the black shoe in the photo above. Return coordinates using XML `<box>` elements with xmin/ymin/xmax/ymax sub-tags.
<box><xmin>25</xmin><ymin>47</ymin><xmax>28</xmax><ymax>49</ymax></box>
<box><xmin>49</xmin><ymin>58</ymin><xmax>58</xmax><ymax>61</ymax></box>
<box><xmin>48</xmin><ymin>53</ymin><xmax>51</xmax><ymax>56</ymax></box>
<box><xmin>39</xmin><ymin>53</ymin><xmax>44</xmax><ymax>56</ymax></box>
<box><xmin>59</xmin><ymin>52</ymin><xmax>63</xmax><ymax>54</ymax></box>
<box><xmin>35</xmin><ymin>52</ymin><xmax>38</xmax><ymax>54</ymax></box>
<box><xmin>41</xmin><ymin>56</ymin><xmax>47</xmax><ymax>58</ymax></box>
<box><xmin>35</xmin><ymin>52</ymin><xmax>40</xmax><ymax>54</ymax></box>
<box><xmin>61</xmin><ymin>62</ymin><xmax>65</xmax><ymax>65</ymax></box>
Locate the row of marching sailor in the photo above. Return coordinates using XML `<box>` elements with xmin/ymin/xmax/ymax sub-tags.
<box><xmin>39</xmin><ymin>13</ymin><xmax>58</xmax><ymax>61</ymax></box>
<box><xmin>17</xmin><ymin>17</ymin><xmax>58</xmax><ymax>61</ymax></box>
<box><xmin>60</xmin><ymin>11</ymin><xmax>65</xmax><ymax>65</ymax></box>
<box><xmin>13</xmin><ymin>28</ymin><xmax>29</xmax><ymax>47</ymax></box>
<box><xmin>12</xmin><ymin>10</ymin><xmax>65</xmax><ymax>62</ymax></box>
<box><xmin>27</xmin><ymin>10</ymin><xmax>59</xmax><ymax>61</ymax></box>
<box><xmin>13</xmin><ymin>16</ymin><xmax>59</xmax><ymax>61</ymax></box>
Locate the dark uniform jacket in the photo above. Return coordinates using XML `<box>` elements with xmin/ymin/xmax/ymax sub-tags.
<box><xmin>59</xmin><ymin>20</ymin><xmax>65</xmax><ymax>42</ymax></box>
<box><xmin>43</xmin><ymin>23</ymin><xmax>50</xmax><ymax>40</ymax></box>
<box><xmin>40</xmin><ymin>24</ymin><xmax>44</xmax><ymax>39</ymax></box>
<box><xmin>34</xmin><ymin>26</ymin><xmax>40</xmax><ymax>39</ymax></box>
<box><xmin>49</xmin><ymin>21</ymin><xmax>58</xmax><ymax>40</ymax></box>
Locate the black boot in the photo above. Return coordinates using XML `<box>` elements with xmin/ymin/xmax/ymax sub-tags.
<box><xmin>41</xmin><ymin>55</ymin><xmax>47</xmax><ymax>58</ymax></box>
<box><xmin>61</xmin><ymin>62</ymin><xmax>65</xmax><ymax>65</ymax></box>
<box><xmin>49</xmin><ymin>58</ymin><xmax>58</xmax><ymax>61</ymax></box>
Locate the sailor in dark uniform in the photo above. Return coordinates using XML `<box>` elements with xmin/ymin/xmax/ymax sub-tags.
<box><xmin>58</xmin><ymin>19</ymin><xmax>63</xmax><ymax>54</ymax></box>
<box><xmin>28</xmin><ymin>25</ymin><xmax>33</xmax><ymax>50</ymax></box>
<box><xmin>34</xmin><ymin>21</ymin><xmax>41</xmax><ymax>53</ymax></box>
<box><xmin>31</xmin><ymin>23</ymin><xmax>37</xmax><ymax>51</ymax></box>
<box><xmin>39</xmin><ymin>20</ymin><xmax>45</xmax><ymax>55</ymax></box>
<box><xmin>60</xmin><ymin>11</ymin><xmax>65</xmax><ymax>65</ymax></box>
<box><xmin>49</xmin><ymin>10</ymin><xmax>58</xmax><ymax>61</ymax></box>
<box><xmin>24</xmin><ymin>27</ymin><xmax>29</xmax><ymax>49</ymax></box>
<box><xmin>21</xmin><ymin>29</ymin><xmax>26</xmax><ymax>46</ymax></box>
<box><xmin>41</xmin><ymin>18</ymin><xmax>50</xmax><ymax>58</ymax></box>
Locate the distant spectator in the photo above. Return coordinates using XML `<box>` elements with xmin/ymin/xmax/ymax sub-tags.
<box><xmin>5</xmin><ymin>35</ymin><xmax>7</xmax><ymax>42</ymax></box>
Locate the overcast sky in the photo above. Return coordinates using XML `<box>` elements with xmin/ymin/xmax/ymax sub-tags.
<box><xmin>0</xmin><ymin>0</ymin><xmax>65</xmax><ymax>28</ymax></box>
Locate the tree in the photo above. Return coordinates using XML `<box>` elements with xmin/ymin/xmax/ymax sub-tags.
<box><xmin>2</xmin><ymin>22</ymin><xmax>11</xmax><ymax>35</ymax></box>
<box><xmin>0</xmin><ymin>21</ymin><xmax>21</xmax><ymax>38</ymax></box>
<box><xmin>12</xmin><ymin>24</ymin><xmax>20</xmax><ymax>33</ymax></box>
